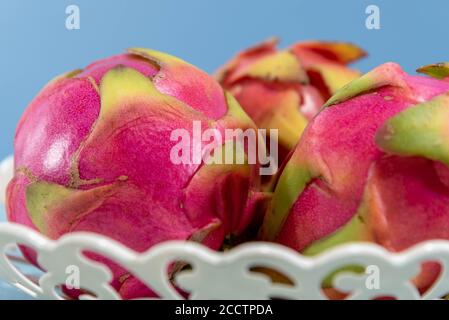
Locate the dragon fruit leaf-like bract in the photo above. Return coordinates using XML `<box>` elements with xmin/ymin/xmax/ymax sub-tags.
<box><xmin>7</xmin><ymin>48</ymin><xmax>263</xmax><ymax>299</ymax></box>
<box><xmin>216</xmin><ymin>38</ymin><xmax>366</xmax><ymax>161</ymax></box>
<box><xmin>261</xmin><ymin>62</ymin><xmax>449</xmax><ymax>291</ymax></box>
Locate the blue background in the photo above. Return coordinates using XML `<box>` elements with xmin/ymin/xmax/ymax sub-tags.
<box><xmin>0</xmin><ymin>0</ymin><xmax>449</xmax><ymax>299</ymax></box>
<box><xmin>2</xmin><ymin>0</ymin><xmax>449</xmax><ymax>159</ymax></box>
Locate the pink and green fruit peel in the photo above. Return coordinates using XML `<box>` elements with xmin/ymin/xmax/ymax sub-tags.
<box><xmin>262</xmin><ymin>62</ymin><xmax>449</xmax><ymax>291</ymax></box>
<box><xmin>7</xmin><ymin>48</ymin><xmax>263</xmax><ymax>299</ymax></box>
<box><xmin>217</xmin><ymin>38</ymin><xmax>366</xmax><ymax>162</ymax></box>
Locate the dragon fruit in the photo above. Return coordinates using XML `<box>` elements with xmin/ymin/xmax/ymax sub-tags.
<box><xmin>217</xmin><ymin>38</ymin><xmax>366</xmax><ymax>160</ymax></box>
<box><xmin>261</xmin><ymin>62</ymin><xmax>449</xmax><ymax>292</ymax></box>
<box><xmin>6</xmin><ymin>48</ymin><xmax>262</xmax><ymax>298</ymax></box>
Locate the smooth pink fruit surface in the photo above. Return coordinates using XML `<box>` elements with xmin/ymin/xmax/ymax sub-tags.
<box><xmin>261</xmin><ymin>62</ymin><xmax>449</xmax><ymax>291</ymax></box>
<box><xmin>7</xmin><ymin>48</ymin><xmax>261</xmax><ymax>298</ymax></box>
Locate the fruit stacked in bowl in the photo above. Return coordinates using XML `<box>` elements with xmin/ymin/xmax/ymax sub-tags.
<box><xmin>6</xmin><ymin>40</ymin><xmax>449</xmax><ymax>298</ymax></box>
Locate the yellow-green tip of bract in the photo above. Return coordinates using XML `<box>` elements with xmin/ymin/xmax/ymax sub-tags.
<box><xmin>100</xmin><ymin>66</ymin><xmax>162</xmax><ymax>116</ymax></box>
<box><xmin>127</xmin><ymin>47</ymin><xmax>186</xmax><ymax>67</ymax></box>
<box><xmin>417</xmin><ymin>63</ymin><xmax>449</xmax><ymax>80</ymax></box>
<box><xmin>376</xmin><ymin>92</ymin><xmax>449</xmax><ymax>166</ymax></box>
<box><xmin>26</xmin><ymin>182</ymin><xmax>77</xmax><ymax>234</ymax></box>
<box><xmin>324</xmin><ymin>62</ymin><xmax>407</xmax><ymax>107</ymax></box>
<box><xmin>244</xmin><ymin>51</ymin><xmax>308</xmax><ymax>83</ymax></box>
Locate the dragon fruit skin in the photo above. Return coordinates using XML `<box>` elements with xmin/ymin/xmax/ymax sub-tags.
<box><xmin>217</xmin><ymin>38</ymin><xmax>366</xmax><ymax>160</ymax></box>
<box><xmin>261</xmin><ymin>62</ymin><xmax>449</xmax><ymax>291</ymax></box>
<box><xmin>417</xmin><ymin>63</ymin><xmax>449</xmax><ymax>81</ymax></box>
<box><xmin>6</xmin><ymin>48</ymin><xmax>261</xmax><ymax>299</ymax></box>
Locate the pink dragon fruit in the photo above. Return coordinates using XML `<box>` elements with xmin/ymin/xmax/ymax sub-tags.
<box><xmin>261</xmin><ymin>62</ymin><xmax>449</xmax><ymax>292</ymax></box>
<box><xmin>6</xmin><ymin>48</ymin><xmax>262</xmax><ymax>298</ymax></box>
<box><xmin>217</xmin><ymin>38</ymin><xmax>366</xmax><ymax>161</ymax></box>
